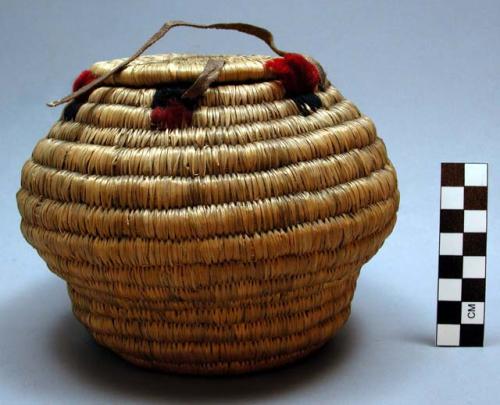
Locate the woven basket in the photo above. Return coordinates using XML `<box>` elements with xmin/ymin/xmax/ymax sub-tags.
<box><xmin>17</xmin><ymin>21</ymin><xmax>399</xmax><ymax>375</ymax></box>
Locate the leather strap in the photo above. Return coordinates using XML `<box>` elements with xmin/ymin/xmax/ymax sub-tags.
<box><xmin>47</xmin><ymin>21</ymin><xmax>288</xmax><ymax>107</ymax></box>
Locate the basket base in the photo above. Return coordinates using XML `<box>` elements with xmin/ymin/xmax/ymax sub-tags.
<box><xmin>120</xmin><ymin>340</ymin><xmax>331</xmax><ymax>375</ymax></box>
<box><xmin>80</xmin><ymin>305</ymin><xmax>351</xmax><ymax>375</ymax></box>
<box><xmin>66</xmin><ymin>266</ymin><xmax>360</xmax><ymax>375</ymax></box>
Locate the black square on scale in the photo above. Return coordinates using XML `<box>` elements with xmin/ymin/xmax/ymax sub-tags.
<box><xmin>464</xmin><ymin>187</ymin><xmax>488</xmax><ymax>210</ymax></box>
<box><xmin>463</xmin><ymin>233</ymin><xmax>487</xmax><ymax>256</ymax></box>
<box><xmin>460</xmin><ymin>325</ymin><xmax>484</xmax><ymax>347</ymax></box>
<box><xmin>439</xmin><ymin>256</ymin><xmax>463</xmax><ymax>278</ymax></box>
<box><xmin>440</xmin><ymin>210</ymin><xmax>464</xmax><ymax>232</ymax></box>
<box><xmin>441</xmin><ymin>163</ymin><xmax>464</xmax><ymax>186</ymax></box>
<box><xmin>462</xmin><ymin>279</ymin><xmax>486</xmax><ymax>301</ymax></box>
<box><xmin>437</xmin><ymin>301</ymin><xmax>461</xmax><ymax>324</ymax></box>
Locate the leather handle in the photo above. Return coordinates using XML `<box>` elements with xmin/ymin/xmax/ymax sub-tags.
<box><xmin>47</xmin><ymin>21</ymin><xmax>288</xmax><ymax>107</ymax></box>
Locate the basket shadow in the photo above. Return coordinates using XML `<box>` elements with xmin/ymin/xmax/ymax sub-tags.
<box><xmin>0</xmin><ymin>272</ymin><xmax>429</xmax><ymax>403</ymax></box>
<box><xmin>0</xmin><ymin>277</ymin><xmax>359</xmax><ymax>403</ymax></box>
<box><xmin>398</xmin><ymin>331</ymin><xmax>436</xmax><ymax>347</ymax></box>
<box><xmin>49</xmin><ymin>307</ymin><xmax>361</xmax><ymax>402</ymax></box>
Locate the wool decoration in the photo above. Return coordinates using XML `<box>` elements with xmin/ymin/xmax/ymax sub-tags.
<box><xmin>291</xmin><ymin>93</ymin><xmax>323</xmax><ymax>116</ymax></box>
<box><xmin>150</xmin><ymin>85</ymin><xmax>198</xmax><ymax>129</ymax></box>
<box><xmin>152</xmin><ymin>85</ymin><xmax>197</xmax><ymax>109</ymax></box>
<box><xmin>62</xmin><ymin>101</ymin><xmax>83</xmax><ymax>121</ymax></box>
<box><xmin>151</xmin><ymin>100</ymin><xmax>193</xmax><ymax>130</ymax></box>
<box><xmin>265</xmin><ymin>53</ymin><xmax>320</xmax><ymax>95</ymax></box>
<box><xmin>60</xmin><ymin>70</ymin><xmax>98</xmax><ymax>122</ymax></box>
<box><xmin>72</xmin><ymin>70</ymin><xmax>97</xmax><ymax>92</ymax></box>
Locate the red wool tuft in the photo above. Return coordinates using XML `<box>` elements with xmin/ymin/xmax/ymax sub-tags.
<box><xmin>151</xmin><ymin>100</ymin><xmax>193</xmax><ymax>130</ymax></box>
<box><xmin>151</xmin><ymin>107</ymin><xmax>170</xmax><ymax>129</ymax></box>
<box><xmin>265</xmin><ymin>53</ymin><xmax>320</xmax><ymax>95</ymax></box>
<box><xmin>72</xmin><ymin>69</ymin><xmax>97</xmax><ymax>92</ymax></box>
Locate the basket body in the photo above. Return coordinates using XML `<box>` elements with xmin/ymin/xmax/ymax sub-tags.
<box><xmin>18</xmin><ymin>54</ymin><xmax>398</xmax><ymax>374</ymax></box>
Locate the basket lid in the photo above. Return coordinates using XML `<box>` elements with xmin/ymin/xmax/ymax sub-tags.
<box><xmin>91</xmin><ymin>54</ymin><xmax>274</xmax><ymax>87</ymax></box>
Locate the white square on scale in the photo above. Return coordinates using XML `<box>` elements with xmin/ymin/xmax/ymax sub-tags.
<box><xmin>437</xmin><ymin>324</ymin><xmax>460</xmax><ymax>346</ymax></box>
<box><xmin>464</xmin><ymin>210</ymin><xmax>487</xmax><ymax>233</ymax></box>
<box><xmin>465</xmin><ymin>164</ymin><xmax>487</xmax><ymax>186</ymax></box>
<box><xmin>438</xmin><ymin>278</ymin><xmax>462</xmax><ymax>301</ymax></box>
<box><xmin>441</xmin><ymin>187</ymin><xmax>464</xmax><ymax>209</ymax></box>
<box><xmin>461</xmin><ymin>302</ymin><xmax>485</xmax><ymax>324</ymax></box>
<box><xmin>463</xmin><ymin>256</ymin><xmax>486</xmax><ymax>278</ymax></box>
<box><xmin>440</xmin><ymin>233</ymin><xmax>463</xmax><ymax>256</ymax></box>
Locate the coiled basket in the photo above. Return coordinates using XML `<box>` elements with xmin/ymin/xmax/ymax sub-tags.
<box><xmin>17</xmin><ymin>21</ymin><xmax>399</xmax><ymax>374</ymax></box>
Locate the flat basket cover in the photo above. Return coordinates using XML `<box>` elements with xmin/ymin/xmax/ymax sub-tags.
<box><xmin>17</xmin><ymin>21</ymin><xmax>399</xmax><ymax>374</ymax></box>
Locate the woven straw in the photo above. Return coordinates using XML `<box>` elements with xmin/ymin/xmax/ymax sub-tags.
<box><xmin>17</xmin><ymin>23</ymin><xmax>398</xmax><ymax>375</ymax></box>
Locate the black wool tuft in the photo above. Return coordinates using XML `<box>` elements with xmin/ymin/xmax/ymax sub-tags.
<box><xmin>291</xmin><ymin>93</ymin><xmax>323</xmax><ymax>116</ymax></box>
<box><xmin>62</xmin><ymin>101</ymin><xmax>83</xmax><ymax>121</ymax></box>
<box><xmin>152</xmin><ymin>85</ymin><xmax>197</xmax><ymax>110</ymax></box>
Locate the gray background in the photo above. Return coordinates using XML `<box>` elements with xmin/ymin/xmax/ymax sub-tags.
<box><xmin>0</xmin><ymin>0</ymin><xmax>499</xmax><ymax>403</ymax></box>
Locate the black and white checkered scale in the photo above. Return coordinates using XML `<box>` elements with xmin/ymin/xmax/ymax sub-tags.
<box><xmin>437</xmin><ymin>163</ymin><xmax>488</xmax><ymax>346</ymax></box>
